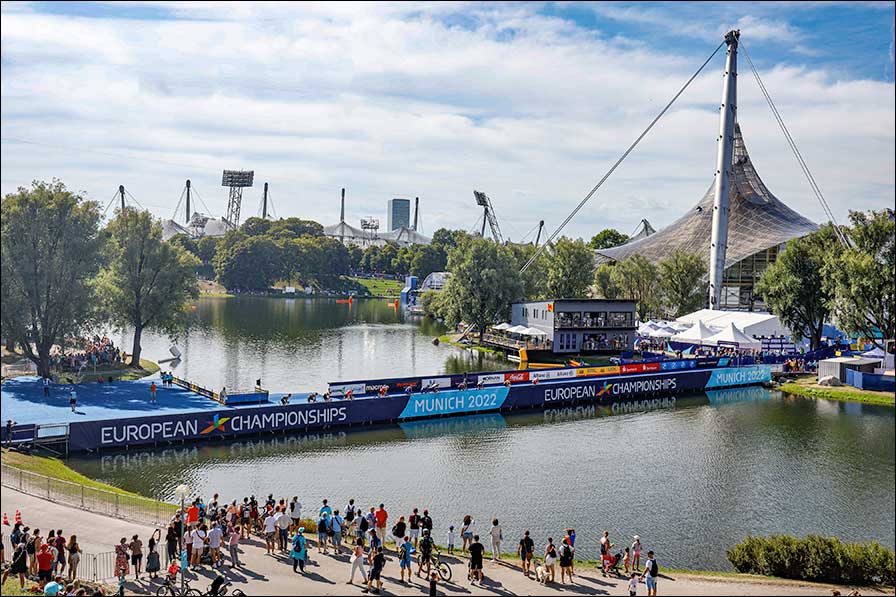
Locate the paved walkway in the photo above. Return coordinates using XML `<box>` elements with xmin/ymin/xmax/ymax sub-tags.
<box><xmin>2</xmin><ymin>486</ymin><xmax>890</xmax><ymax>596</ymax></box>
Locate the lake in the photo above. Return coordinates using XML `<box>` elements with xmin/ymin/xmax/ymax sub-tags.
<box><xmin>84</xmin><ymin>296</ymin><xmax>894</xmax><ymax>570</ymax></box>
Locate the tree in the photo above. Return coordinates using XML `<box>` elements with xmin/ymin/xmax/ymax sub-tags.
<box><xmin>240</xmin><ymin>216</ymin><xmax>273</xmax><ymax>237</ymax></box>
<box><xmin>546</xmin><ymin>237</ymin><xmax>593</xmax><ymax>298</ymax></box>
<box><xmin>0</xmin><ymin>181</ymin><xmax>102</xmax><ymax>377</ymax></box>
<box><xmin>215</xmin><ymin>236</ymin><xmax>282</xmax><ymax>290</ymax></box>
<box><xmin>659</xmin><ymin>250</ymin><xmax>707</xmax><ymax>318</ymax></box>
<box><xmin>755</xmin><ymin>227</ymin><xmax>836</xmax><ymax>349</ymax></box>
<box><xmin>410</xmin><ymin>244</ymin><xmax>447</xmax><ymax>280</ymax></box>
<box><xmin>96</xmin><ymin>208</ymin><xmax>200</xmax><ymax>365</ymax></box>
<box><xmin>610</xmin><ymin>255</ymin><xmax>660</xmax><ymax>321</ymax></box>
<box><xmin>267</xmin><ymin>217</ymin><xmax>324</xmax><ymax>239</ymax></box>
<box><xmin>593</xmin><ymin>263</ymin><xmax>619</xmax><ymax>299</ymax></box>
<box><xmin>824</xmin><ymin>209</ymin><xmax>895</xmax><ymax>350</ymax></box>
<box><xmin>505</xmin><ymin>243</ymin><xmax>548</xmax><ymax>300</ymax></box>
<box><xmin>347</xmin><ymin>245</ymin><xmax>364</xmax><ymax>272</ymax></box>
<box><xmin>441</xmin><ymin>237</ymin><xmax>522</xmax><ymax>341</ymax></box>
<box><xmin>588</xmin><ymin>228</ymin><xmax>629</xmax><ymax>250</ymax></box>
<box><xmin>431</xmin><ymin>228</ymin><xmax>471</xmax><ymax>253</ymax></box>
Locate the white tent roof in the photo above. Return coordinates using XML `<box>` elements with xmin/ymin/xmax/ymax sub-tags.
<box><xmin>649</xmin><ymin>327</ymin><xmax>676</xmax><ymax>338</ymax></box>
<box><xmin>706</xmin><ymin>323</ymin><xmax>761</xmax><ymax>350</ymax></box>
<box><xmin>674</xmin><ymin>309</ymin><xmax>786</xmax><ymax>338</ymax></box>
<box><xmin>522</xmin><ymin>326</ymin><xmax>548</xmax><ymax>336</ymax></box>
<box><xmin>492</xmin><ymin>322</ymin><xmax>511</xmax><ymax>331</ymax></box>
<box><xmin>506</xmin><ymin>325</ymin><xmax>528</xmax><ymax>334</ymax></box>
<box><xmin>671</xmin><ymin>320</ymin><xmax>717</xmax><ymax>344</ymax></box>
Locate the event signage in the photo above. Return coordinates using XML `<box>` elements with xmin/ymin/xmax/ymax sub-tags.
<box><xmin>704</xmin><ymin>366</ymin><xmax>771</xmax><ymax>388</ymax></box>
<box><xmin>398</xmin><ymin>387</ymin><xmax>511</xmax><ymax>418</ymax></box>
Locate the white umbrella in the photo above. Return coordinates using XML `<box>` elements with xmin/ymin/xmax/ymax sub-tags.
<box><xmin>492</xmin><ymin>322</ymin><xmax>511</xmax><ymax>331</ymax></box>
<box><xmin>506</xmin><ymin>325</ymin><xmax>529</xmax><ymax>334</ymax></box>
<box><xmin>522</xmin><ymin>326</ymin><xmax>548</xmax><ymax>336</ymax></box>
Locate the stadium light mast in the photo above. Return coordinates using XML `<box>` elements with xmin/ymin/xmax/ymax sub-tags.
<box><xmin>222</xmin><ymin>169</ymin><xmax>254</xmax><ymax>229</ymax></box>
<box><xmin>185</xmin><ymin>179</ymin><xmax>191</xmax><ymax>224</ymax></box>
<box><xmin>709</xmin><ymin>30</ymin><xmax>739</xmax><ymax>310</ymax></box>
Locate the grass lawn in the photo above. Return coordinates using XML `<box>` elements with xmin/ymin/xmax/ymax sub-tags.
<box><xmin>55</xmin><ymin>358</ymin><xmax>160</xmax><ymax>383</ymax></box>
<box><xmin>345</xmin><ymin>276</ymin><xmax>403</xmax><ymax>297</ymax></box>
<box><xmin>779</xmin><ymin>373</ymin><xmax>894</xmax><ymax>406</ymax></box>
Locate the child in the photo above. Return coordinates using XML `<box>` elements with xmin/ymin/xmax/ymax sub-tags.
<box><xmin>623</xmin><ymin>546</ymin><xmax>631</xmax><ymax>574</ymax></box>
<box><xmin>429</xmin><ymin>571</ymin><xmax>439</xmax><ymax>597</ymax></box>
<box><xmin>446</xmin><ymin>526</ymin><xmax>456</xmax><ymax>555</ymax></box>
<box><xmin>628</xmin><ymin>572</ymin><xmax>639</xmax><ymax>596</ymax></box>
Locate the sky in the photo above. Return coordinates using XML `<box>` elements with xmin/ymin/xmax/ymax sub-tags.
<box><xmin>1</xmin><ymin>1</ymin><xmax>893</xmax><ymax>241</ymax></box>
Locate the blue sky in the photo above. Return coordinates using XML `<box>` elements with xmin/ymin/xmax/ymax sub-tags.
<box><xmin>1</xmin><ymin>1</ymin><xmax>893</xmax><ymax>239</ymax></box>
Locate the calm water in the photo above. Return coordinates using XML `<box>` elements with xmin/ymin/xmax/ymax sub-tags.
<box><xmin>82</xmin><ymin>297</ymin><xmax>895</xmax><ymax>570</ymax></box>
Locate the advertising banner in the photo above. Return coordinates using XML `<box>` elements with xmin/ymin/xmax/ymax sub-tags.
<box><xmin>399</xmin><ymin>387</ymin><xmax>511</xmax><ymax>419</ymax></box>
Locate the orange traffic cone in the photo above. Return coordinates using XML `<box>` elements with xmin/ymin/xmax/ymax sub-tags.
<box><xmin>2</xmin><ymin>513</ymin><xmax>9</xmax><ymax>526</ymax></box>
<box><xmin>15</xmin><ymin>509</ymin><xmax>22</xmax><ymax>524</ymax></box>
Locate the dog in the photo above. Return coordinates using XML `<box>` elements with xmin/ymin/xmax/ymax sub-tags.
<box><xmin>535</xmin><ymin>563</ymin><xmax>550</xmax><ymax>584</ymax></box>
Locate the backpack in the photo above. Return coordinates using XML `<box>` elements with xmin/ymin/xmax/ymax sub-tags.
<box><xmin>318</xmin><ymin>519</ymin><xmax>327</xmax><ymax>534</ymax></box>
<box><xmin>399</xmin><ymin>545</ymin><xmax>407</xmax><ymax>560</ymax></box>
<box><xmin>345</xmin><ymin>507</ymin><xmax>355</xmax><ymax>522</ymax></box>
<box><xmin>650</xmin><ymin>560</ymin><xmax>659</xmax><ymax>577</ymax></box>
<box><xmin>360</xmin><ymin>516</ymin><xmax>369</xmax><ymax>532</ymax></box>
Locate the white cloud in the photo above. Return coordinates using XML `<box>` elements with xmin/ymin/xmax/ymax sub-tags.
<box><xmin>1</xmin><ymin>3</ymin><xmax>893</xmax><ymax>242</ymax></box>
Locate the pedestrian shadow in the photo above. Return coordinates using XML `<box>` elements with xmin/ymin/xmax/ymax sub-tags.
<box><xmin>298</xmin><ymin>570</ymin><xmax>334</xmax><ymax>584</ymax></box>
<box><xmin>575</xmin><ymin>574</ymin><xmax>616</xmax><ymax>587</ymax></box>
<box><xmin>543</xmin><ymin>580</ymin><xmax>610</xmax><ymax>595</ymax></box>
<box><xmin>468</xmin><ymin>576</ymin><xmax>515</xmax><ymax>596</ymax></box>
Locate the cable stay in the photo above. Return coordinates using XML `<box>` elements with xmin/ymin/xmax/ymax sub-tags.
<box><xmin>740</xmin><ymin>42</ymin><xmax>850</xmax><ymax>248</ymax></box>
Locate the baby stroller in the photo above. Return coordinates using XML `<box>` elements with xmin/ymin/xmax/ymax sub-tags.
<box><xmin>602</xmin><ymin>551</ymin><xmax>624</xmax><ymax>575</ymax></box>
<box><xmin>202</xmin><ymin>574</ymin><xmax>246</xmax><ymax>596</ymax></box>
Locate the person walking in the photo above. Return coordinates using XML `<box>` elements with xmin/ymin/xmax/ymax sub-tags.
<box><xmin>460</xmin><ymin>515</ymin><xmax>474</xmax><ymax>553</ymax></box>
<box><xmin>517</xmin><ymin>530</ymin><xmax>535</xmax><ymax>578</ymax></box>
<box><xmin>559</xmin><ymin>537</ymin><xmax>574</xmax><ymax>584</ymax></box>
<box><xmin>348</xmin><ymin>537</ymin><xmax>367</xmax><ymax>585</ymax></box>
<box><xmin>398</xmin><ymin>535</ymin><xmax>413</xmax><ymax>584</ymax></box>
<box><xmin>640</xmin><ymin>550</ymin><xmax>658</xmax><ymax>597</ymax></box>
<box><xmin>69</xmin><ymin>389</ymin><xmax>77</xmax><ymax>412</ymax></box>
<box><xmin>146</xmin><ymin>530</ymin><xmax>161</xmax><ymax>579</ymax></box>
<box><xmin>128</xmin><ymin>534</ymin><xmax>143</xmax><ymax>580</ymax></box>
<box><xmin>543</xmin><ymin>537</ymin><xmax>557</xmax><ymax>583</ymax></box>
<box><xmin>290</xmin><ymin>528</ymin><xmax>308</xmax><ymax>573</ymax></box>
<box><xmin>113</xmin><ymin>538</ymin><xmax>129</xmax><ymax>580</ymax></box>
<box><xmin>227</xmin><ymin>523</ymin><xmax>241</xmax><ymax>568</ymax></box>
<box><xmin>489</xmin><ymin>519</ymin><xmax>503</xmax><ymax>561</ymax></box>
<box><xmin>364</xmin><ymin>545</ymin><xmax>386</xmax><ymax>594</ymax></box>
<box><xmin>3</xmin><ymin>543</ymin><xmax>28</xmax><ymax>590</ymax></box>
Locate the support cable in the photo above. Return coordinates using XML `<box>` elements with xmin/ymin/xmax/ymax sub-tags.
<box><xmin>520</xmin><ymin>39</ymin><xmax>727</xmax><ymax>273</ymax></box>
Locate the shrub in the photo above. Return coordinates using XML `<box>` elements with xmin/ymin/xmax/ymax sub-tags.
<box><xmin>727</xmin><ymin>534</ymin><xmax>894</xmax><ymax>586</ymax></box>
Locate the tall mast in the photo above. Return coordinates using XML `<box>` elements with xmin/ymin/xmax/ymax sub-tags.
<box><xmin>262</xmin><ymin>182</ymin><xmax>269</xmax><ymax>219</ymax></box>
<box><xmin>119</xmin><ymin>185</ymin><xmax>126</xmax><ymax>211</ymax></box>
<box><xmin>709</xmin><ymin>30</ymin><xmax>739</xmax><ymax>310</ymax></box>
<box><xmin>413</xmin><ymin>196</ymin><xmax>419</xmax><ymax>231</ymax></box>
<box><xmin>185</xmin><ymin>179</ymin><xmax>191</xmax><ymax>224</ymax></box>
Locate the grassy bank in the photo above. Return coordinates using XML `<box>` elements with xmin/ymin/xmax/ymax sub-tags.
<box><xmin>344</xmin><ymin>276</ymin><xmax>403</xmax><ymax>297</ymax></box>
<box><xmin>436</xmin><ymin>334</ymin><xmax>505</xmax><ymax>356</ymax></box>
<box><xmin>3</xmin><ymin>450</ymin><xmax>153</xmax><ymax>499</ymax></box>
<box><xmin>66</xmin><ymin>357</ymin><xmax>160</xmax><ymax>383</ymax></box>
<box><xmin>779</xmin><ymin>374</ymin><xmax>894</xmax><ymax>406</ymax></box>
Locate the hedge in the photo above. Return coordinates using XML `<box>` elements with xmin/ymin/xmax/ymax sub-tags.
<box><xmin>727</xmin><ymin>534</ymin><xmax>894</xmax><ymax>586</ymax></box>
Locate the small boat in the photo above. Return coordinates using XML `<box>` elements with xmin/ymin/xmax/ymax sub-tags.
<box><xmin>335</xmin><ymin>296</ymin><xmax>354</xmax><ymax>304</ymax></box>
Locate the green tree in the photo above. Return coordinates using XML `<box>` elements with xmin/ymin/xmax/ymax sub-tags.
<box><xmin>593</xmin><ymin>263</ymin><xmax>619</xmax><ymax>299</ymax></box>
<box><xmin>505</xmin><ymin>243</ymin><xmax>548</xmax><ymax>300</ymax></box>
<box><xmin>756</xmin><ymin>227</ymin><xmax>836</xmax><ymax>349</ymax></box>
<box><xmin>267</xmin><ymin>217</ymin><xmax>324</xmax><ymax>239</ymax></box>
<box><xmin>347</xmin><ymin>245</ymin><xmax>364</xmax><ymax>272</ymax></box>
<box><xmin>610</xmin><ymin>255</ymin><xmax>660</xmax><ymax>321</ymax></box>
<box><xmin>240</xmin><ymin>216</ymin><xmax>273</xmax><ymax>236</ymax></box>
<box><xmin>97</xmin><ymin>208</ymin><xmax>200</xmax><ymax>365</ymax></box>
<box><xmin>546</xmin><ymin>237</ymin><xmax>593</xmax><ymax>298</ymax></box>
<box><xmin>441</xmin><ymin>237</ymin><xmax>522</xmax><ymax>341</ymax></box>
<box><xmin>0</xmin><ymin>181</ymin><xmax>102</xmax><ymax>376</ymax></box>
<box><xmin>215</xmin><ymin>236</ymin><xmax>282</xmax><ymax>290</ymax></box>
<box><xmin>824</xmin><ymin>209</ymin><xmax>895</xmax><ymax>349</ymax></box>
<box><xmin>659</xmin><ymin>250</ymin><xmax>707</xmax><ymax>318</ymax></box>
<box><xmin>409</xmin><ymin>244</ymin><xmax>447</xmax><ymax>280</ymax></box>
<box><xmin>431</xmin><ymin>228</ymin><xmax>471</xmax><ymax>253</ymax></box>
<box><xmin>588</xmin><ymin>228</ymin><xmax>629</xmax><ymax>250</ymax></box>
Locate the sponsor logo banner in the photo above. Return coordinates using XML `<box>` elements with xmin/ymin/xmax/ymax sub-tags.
<box><xmin>530</xmin><ymin>369</ymin><xmax>576</xmax><ymax>381</ymax></box>
<box><xmin>399</xmin><ymin>387</ymin><xmax>510</xmax><ymax>418</ymax></box>
<box><xmin>705</xmin><ymin>366</ymin><xmax>771</xmax><ymax>388</ymax></box>
<box><xmin>329</xmin><ymin>383</ymin><xmax>365</xmax><ymax>396</ymax></box>
<box><xmin>477</xmin><ymin>373</ymin><xmax>504</xmax><ymax>385</ymax></box>
<box><xmin>661</xmin><ymin>360</ymin><xmax>696</xmax><ymax>371</ymax></box>
<box><xmin>422</xmin><ymin>377</ymin><xmax>451</xmax><ymax>389</ymax></box>
<box><xmin>575</xmin><ymin>366</ymin><xmax>620</xmax><ymax>377</ymax></box>
<box><xmin>504</xmin><ymin>371</ymin><xmax>529</xmax><ymax>383</ymax></box>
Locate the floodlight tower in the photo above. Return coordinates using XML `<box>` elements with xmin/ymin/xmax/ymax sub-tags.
<box><xmin>473</xmin><ymin>190</ymin><xmax>503</xmax><ymax>243</ymax></box>
<box><xmin>360</xmin><ymin>217</ymin><xmax>380</xmax><ymax>246</ymax></box>
<box><xmin>222</xmin><ymin>169</ymin><xmax>254</xmax><ymax>229</ymax></box>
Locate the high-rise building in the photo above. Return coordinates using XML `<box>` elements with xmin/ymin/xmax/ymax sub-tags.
<box><xmin>387</xmin><ymin>198</ymin><xmax>411</xmax><ymax>231</ymax></box>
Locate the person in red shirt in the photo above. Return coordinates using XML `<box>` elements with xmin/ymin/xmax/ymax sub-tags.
<box><xmin>150</xmin><ymin>382</ymin><xmax>157</xmax><ymax>403</ymax></box>
<box><xmin>187</xmin><ymin>502</ymin><xmax>200</xmax><ymax>528</ymax></box>
<box><xmin>35</xmin><ymin>544</ymin><xmax>54</xmax><ymax>584</ymax></box>
<box><xmin>374</xmin><ymin>504</ymin><xmax>388</xmax><ymax>546</ymax></box>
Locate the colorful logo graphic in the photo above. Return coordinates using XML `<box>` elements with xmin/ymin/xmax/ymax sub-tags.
<box><xmin>596</xmin><ymin>382</ymin><xmax>612</xmax><ymax>397</ymax></box>
<box><xmin>200</xmin><ymin>414</ymin><xmax>230</xmax><ymax>435</ymax></box>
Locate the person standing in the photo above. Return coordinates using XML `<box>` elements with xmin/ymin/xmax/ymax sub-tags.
<box><xmin>374</xmin><ymin>504</ymin><xmax>389</xmax><ymax>547</ymax></box>
<box><xmin>165</xmin><ymin>523</ymin><xmax>178</xmax><ymax>566</ymax></box>
<box><xmin>408</xmin><ymin>508</ymin><xmax>421</xmax><ymax>547</ymax></box>
<box><xmin>446</xmin><ymin>526</ymin><xmax>456</xmax><ymax>555</ymax></box>
<box><xmin>421</xmin><ymin>509</ymin><xmax>434</xmax><ymax>538</ymax></box>
<box><xmin>517</xmin><ymin>530</ymin><xmax>534</xmax><ymax>578</ymax></box>
<box><xmin>600</xmin><ymin>530</ymin><xmax>613</xmax><ymax>576</ymax></box>
<box><xmin>391</xmin><ymin>516</ymin><xmax>407</xmax><ymax>550</ymax></box>
<box><xmin>206</xmin><ymin>522</ymin><xmax>223</xmax><ymax>569</ymax></box>
<box><xmin>66</xmin><ymin>536</ymin><xmax>81</xmax><ymax>582</ymax></box>
<box><xmin>319</xmin><ymin>499</ymin><xmax>333</xmax><ymax>517</ymax></box>
<box><xmin>543</xmin><ymin>537</ymin><xmax>557</xmax><ymax>583</ymax></box>
<box><xmin>227</xmin><ymin>523</ymin><xmax>241</xmax><ymax>568</ymax></box>
<box><xmin>190</xmin><ymin>524</ymin><xmax>207</xmax><ymax>571</ymax></box>
<box><xmin>344</xmin><ymin>498</ymin><xmax>356</xmax><ymax>527</ymax></box>
<box><xmin>631</xmin><ymin>535</ymin><xmax>642</xmax><ymax>571</ymax></box>
<box><xmin>113</xmin><ymin>538</ymin><xmax>129</xmax><ymax>580</ymax></box>
<box><xmin>290</xmin><ymin>528</ymin><xmax>307</xmax><ymax>573</ymax></box>
<box><xmin>331</xmin><ymin>510</ymin><xmax>345</xmax><ymax>553</ymax></box>
<box><xmin>398</xmin><ymin>535</ymin><xmax>413</xmax><ymax>584</ymax></box>
<box><xmin>468</xmin><ymin>535</ymin><xmax>485</xmax><ymax>584</ymax></box>
<box><xmin>275</xmin><ymin>507</ymin><xmax>291</xmax><ymax>554</ymax></box>
<box><xmin>460</xmin><ymin>515</ymin><xmax>474</xmax><ymax>553</ymax></box>
<box><xmin>53</xmin><ymin>529</ymin><xmax>66</xmax><ymax>578</ymax></box>
<box><xmin>489</xmin><ymin>519</ymin><xmax>503</xmax><ymax>561</ymax></box>
<box><xmin>146</xmin><ymin>530</ymin><xmax>161</xmax><ymax>579</ymax></box>
<box><xmin>263</xmin><ymin>510</ymin><xmax>277</xmax><ymax>555</ymax></box>
<box><xmin>128</xmin><ymin>534</ymin><xmax>143</xmax><ymax>580</ymax></box>
<box><xmin>289</xmin><ymin>496</ymin><xmax>303</xmax><ymax>532</ymax></box>
<box><xmin>36</xmin><ymin>543</ymin><xmax>55</xmax><ymax>586</ymax></box>
<box><xmin>640</xmin><ymin>550</ymin><xmax>658</xmax><ymax>597</ymax></box>
<box><xmin>559</xmin><ymin>537</ymin><xmax>574</xmax><ymax>584</ymax></box>
<box><xmin>149</xmin><ymin>381</ymin><xmax>157</xmax><ymax>403</ymax></box>
<box><xmin>347</xmin><ymin>537</ymin><xmax>367</xmax><ymax>585</ymax></box>
<box><xmin>417</xmin><ymin>529</ymin><xmax>434</xmax><ymax>578</ymax></box>
<box><xmin>3</xmin><ymin>543</ymin><xmax>28</xmax><ymax>590</ymax></box>
<box><xmin>43</xmin><ymin>376</ymin><xmax>50</xmax><ymax>397</ymax></box>
<box><xmin>69</xmin><ymin>390</ymin><xmax>77</xmax><ymax>412</ymax></box>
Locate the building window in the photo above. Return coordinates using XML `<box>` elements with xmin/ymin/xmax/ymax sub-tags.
<box><xmin>608</xmin><ymin>312</ymin><xmax>633</xmax><ymax>328</ymax></box>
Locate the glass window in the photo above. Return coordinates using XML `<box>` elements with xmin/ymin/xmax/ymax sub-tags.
<box><xmin>608</xmin><ymin>312</ymin><xmax>632</xmax><ymax>327</ymax></box>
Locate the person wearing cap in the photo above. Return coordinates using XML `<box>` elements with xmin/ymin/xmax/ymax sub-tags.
<box><xmin>640</xmin><ymin>550</ymin><xmax>658</xmax><ymax>596</ymax></box>
<box><xmin>290</xmin><ymin>527</ymin><xmax>307</xmax><ymax>573</ymax></box>
<box><xmin>631</xmin><ymin>535</ymin><xmax>642</xmax><ymax>571</ymax></box>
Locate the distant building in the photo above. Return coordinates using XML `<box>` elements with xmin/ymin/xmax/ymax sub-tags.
<box><xmin>501</xmin><ymin>298</ymin><xmax>637</xmax><ymax>354</ymax></box>
<box><xmin>387</xmin><ymin>198</ymin><xmax>411</xmax><ymax>231</ymax></box>
<box><xmin>161</xmin><ymin>212</ymin><xmax>231</xmax><ymax>241</ymax></box>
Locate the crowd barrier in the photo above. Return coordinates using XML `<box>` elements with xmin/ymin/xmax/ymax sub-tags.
<box><xmin>845</xmin><ymin>369</ymin><xmax>895</xmax><ymax>392</ymax></box>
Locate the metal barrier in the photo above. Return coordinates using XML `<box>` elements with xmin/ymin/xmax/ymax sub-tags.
<box><xmin>1</xmin><ymin>463</ymin><xmax>178</xmax><ymax>527</ymax></box>
<box><xmin>0</xmin><ymin>533</ymin><xmax>117</xmax><ymax>582</ymax></box>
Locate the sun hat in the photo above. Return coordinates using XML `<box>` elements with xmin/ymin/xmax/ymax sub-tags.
<box><xmin>633</xmin><ymin>535</ymin><xmax>640</xmax><ymax>541</ymax></box>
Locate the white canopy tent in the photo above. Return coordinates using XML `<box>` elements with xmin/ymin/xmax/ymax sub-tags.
<box><xmin>675</xmin><ymin>309</ymin><xmax>786</xmax><ymax>338</ymax></box>
<box><xmin>506</xmin><ymin>325</ymin><xmax>529</xmax><ymax>335</ymax></box>
<box><xmin>705</xmin><ymin>323</ymin><xmax>761</xmax><ymax>350</ymax></box>
<box><xmin>522</xmin><ymin>326</ymin><xmax>548</xmax><ymax>337</ymax></box>
<box><xmin>649</xmin><ymin>326</ymin><xmax>677</xmax><ymax>338</ymax></box>
<box><xmin>492</xmin><ymin>323</ymin><xmax>512</xmax><ymax>331</ymax></box>
<box><xmin>671</xmin><ymin>320</ymin><xmax>717</xmax><ymax>345</ymax></box>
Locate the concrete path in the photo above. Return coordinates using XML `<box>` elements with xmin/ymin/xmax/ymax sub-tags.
<box><xmin>3</xmin><ymin>486</ymin><xmax>890</xmax><ymax>596</ymax></box>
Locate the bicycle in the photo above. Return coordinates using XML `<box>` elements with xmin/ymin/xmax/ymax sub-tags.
<box><xmin>417</xmin><ymin>547</ymin><xmax>452</xmax><ymax>581</ymax></box>
<box><xmin>156</xmin><ymin>575</ymin><xmax>201</xmax><ymax>597</ymax></box>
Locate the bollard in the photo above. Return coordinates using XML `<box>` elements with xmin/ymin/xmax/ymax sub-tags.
<box><xmin>81</xmin><ymin>485</ymin><xmax>85</xmax><ymax>508</ymax></box>
<box><xmin>115</xmin><ymin>493</ymin><xmax>119</xmax><ymax>517</ymax></box>
<box><xmin>47</xmin><ymin>475</ymin><xmax>51</xmax><ymax>499</ymax></box>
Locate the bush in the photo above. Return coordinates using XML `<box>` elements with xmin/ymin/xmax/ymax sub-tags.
<box><xmin>727</xmin><ymin>534</ymin><xmax>894</xmax><ymax>586</ymax></box>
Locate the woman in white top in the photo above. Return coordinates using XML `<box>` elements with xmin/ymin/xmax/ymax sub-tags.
<box><xmin>489</xmin><ymin>519</ymin><xmax>503</xmax><ymax>561</ymax></box>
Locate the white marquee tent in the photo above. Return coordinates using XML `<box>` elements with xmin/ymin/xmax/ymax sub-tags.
<box><xmin>675</xmin><ymin>309</ymin><xmax>785</xmax><ymax>338</ymax></box>
<box><xmin>705</xmin><ymin>322</ymin><xmax>762</xmax><ymax>350</ymax></box>
<box><xmin>671</xmin><ymin>320</ymin><xmax>717</xmax><ymax>345</ymax></box>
